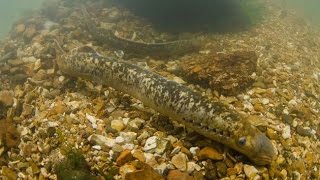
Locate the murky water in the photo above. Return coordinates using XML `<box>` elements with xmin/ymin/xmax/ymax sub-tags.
<box><xmin>0</xmin><ymin>0</ymin><xmax>44</xmax><ymax>39</ymax></box>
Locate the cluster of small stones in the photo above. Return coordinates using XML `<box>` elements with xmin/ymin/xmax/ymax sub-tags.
<box><xmin>0</xmin><ymin>0</ymin><xmax>320</xmax><ymax>179</ymax></box>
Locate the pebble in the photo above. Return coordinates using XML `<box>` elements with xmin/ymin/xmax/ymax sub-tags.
<box><xmin>189</xmin><ymin>147</ymin><xmax>200</xmax><ymax>156</ymax></box>
<box><xmin>120</xmin><ymin>132</ymin><xmax>137</xmax><ymax>143</ymax></box>
<box><xmin>116</xmin><ymin>149</ymin><xmax>133</xmax><ymax>166</ymax></box>
<box><xmin>144</xmin><ymin>136</ymin><xmax>158</xmax><ymax>153</ymax></box>
<box><xmin>115</xmin><ymin>136</ymin><xmax>125</xmax><ymax>144</ymax></box>
<box><xmin>86</xmin><ymin>113</ymin><xmax>97</xmax><ymax>129</ymax></box>
<box><xmin>213</xmin><ymin>162</ymin><xmax>226</xmax><ymax>178</ymax></box>
<box><xmin>124</xmin><ymin>162</ymin><xmax>164</xmax><ymax>180</ymax></box>
<box><xmin>92</xmin><ymin>145</ymin><xmax>102</xmax><ymax>150</ymax></box>
<box><xmin>167</xmin><ymin>170</ymin><xmax>194</xmax><ymax>180</ymax></box>
<box><xmin>261</xmin><ymin>98</ymin><xmax>270</xmax><ymax>105</ymax></box>
<box><xmin>187</xmin><ymin>161</ymin><xmax>201</xmax><ymax>174</ymax></box>
<box><xmin>2</xmin><ymin>166</ymin><xmax>17</xmax><ymax>179</ymax></box>
<box><xmin>119</xmin><ymin>164</ymin><xmax>136</xmax><ymax>178</ymax></box>
<box><xmin>111</xmin><ymin>119</ymin><xmax>125</xmax><ymax>132</ymax></box>
<box><xmin>171</xmin><ymin>152</ymin><xmax>188</xmax><ymax>171</ymax></box>
<box><xmin>127</xmin><ymin>118</ymin><xmax>145</xmax><ymax>131</ymax></box>
<box><xmin>243</xmin><ymin>164</ymin><xmax>259</xmax><ymax>179</ymax></box>
<box><xmin>133</xmin><ymin>150</ymin><xmax>145</xmax><ymax>162</ymax></box>
<box><xmin>88</xmin><ymin>134</ymin><xmax>115</xmax><ymax>148</ymax></box>
<box><xmin>122</xmin><ymin>143</ymin><xmax>135</xmax><ymax>150</ymax></box>
<box><xmin>282</xmin><ymin>125</ymin><xmax>291</xmax><ymax>139</ymax></box>
<box><xmin>155</xmin><ymin>163</ymin><xmax>168</xmax><ymax>176</ymax></box>
<box><xmin>197</xmin><ymin>147</ymin><xmax>224</xmax><ymax>161</ymax></box>
<box><xmin>296</xmin><ymin>126</ymin><xmax>314</xmax><ymax>137</ymax></box>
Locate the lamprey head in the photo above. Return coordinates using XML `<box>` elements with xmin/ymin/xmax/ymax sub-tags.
<box><xmin>230</xmin><ymin>120</ymin><xmax>277</xmax><ymax>165</ymax></box>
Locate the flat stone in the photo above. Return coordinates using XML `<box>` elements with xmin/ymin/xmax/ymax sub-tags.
<box><xmin>171</xmin><ymin>152</ymin><xmax>188</xmax><ymax>171</ymax></box>
<box><xmin>197</xmin><ymin>147</ymin><xmax>224</xmax><ymax>161</ymax></box>
<box><xmin>116</xmin><ymin>149</ymin><xmax>133</xmax><ymax>166</ymax></box>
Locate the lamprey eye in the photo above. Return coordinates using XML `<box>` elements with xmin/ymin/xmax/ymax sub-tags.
<box><xmin>238</xmin><ymin>137</ymin><xmax>246</xmax><ymax>146</ymax></box>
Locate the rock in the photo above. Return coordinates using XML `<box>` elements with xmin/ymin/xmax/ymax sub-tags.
<box><xmin>167</xmin><ymin>170</ymin><xmax>194</xmax><ymax>180</ymax></box>
<box><xmin>143</xmin><ymin>136</ymin><xmax>158</xmax><ymax>153</ymax></box>
<box><xmin>120</xmin><ymin>132</ymin><xmax>137</xmax><ymax>143</ymax></box>
<box><xmin>2</xmin><ymin>166</ymin><xmax>17</xmax><ymax>179</ymax></box>
<box><xmin>266</xmin><ymin>128</ymin><xmax>279</xmax><ymax>140</ymax></box>
<box><xmin>197</xmin><ymin>147</ymin><xmax>224</xmax><ymax>161</ymax></box>
<box><xmin>88</xmin><ymin>134</ymin><xmax>115</xmax><ymax>148</ymax></box>
<box><xmin>189</xmin><ymin>147</ymin><xmax>200</xmax><ymax>156</ymax></box>
<box><xmin>111</xmin><ymin>119</ymin><xmax>125</xmax><ymax>132</ymax></box>
<box><xmin>0</xmin><ymin>90</ymin><xmax>14</xmax><ymax>107</ymax></box>
<box><xmin>127</xmin><ymin>118</ymin><xmax>145</xmax><ymax>131</ymax></box>
<box><xmin>282</xmin><ymin>125</ymin><xmax>291</xmax><ymax>139</ymax></box>
<box><xmin>119</xmin><ymin>164</ymin><xmax>136</xmax><ymax>178</ymax></box>
<box><xmin>243</xmin><ymin>164</ymin><xmax>259</xmax><ymax>179</ymax></box>
<box><xmin>116</xmin><ymin>149</ymin><xmax>133</xmax><ymax>166</ymax></box>
<box><xmin>86</xmin><ymin>113</ymin><xmax>98</xmax><ymax>129</ymax></box>
<box><xmin>115</xmin><ymin>136</ymin><xmax>125</xmax><ymax>144</ymax></box>
<box><xmin>187</xmin><ymin>162</ymin><xmax>201</xmax><ymax>174</ymax></box>
<box><xmin>171</xmin><ymin>152</ymin><xmax>188</xmax><ymax>171</ymax></box>
<box><xmin>133</xmin><ymin>150</ymin><xmax>145</xmax><ymax>162</ymax></box>
<box><xmin>125</xmin><ymin>162</ymin><xmax>164</xmax><ymax>180</ymax></box>
<box><xmin>155</xmin><ymin>163</ymin><xmax>168</xmax><ymax>176</ymax></box>
<box><xmin>143</xmin><ymin>136</ymin><xmax>170</xmax><ymax>154</ymax></box>
<box><xmin>296</xmin><ymin>126</ymin><xmax>313</xmax><ymax>137</ymax></box>
<box><xmin>216</xmin><ymin>162</ymin><xmax>227</xmax><ymax>177</ymax></box>
<box><xmin>261</xmin><ymin>98</ymin><xmax>270</xmax><ymax>105</ymax></box>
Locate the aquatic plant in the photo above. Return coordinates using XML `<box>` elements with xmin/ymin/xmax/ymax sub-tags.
<box><xmin>54</xmin><ymin>149</ymin><xmax>98</xmax><ymax>180</ymax></box>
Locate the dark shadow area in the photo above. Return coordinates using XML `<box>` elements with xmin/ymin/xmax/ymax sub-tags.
<box><xmin>116</xmin><ymin>0</ymin><xmax>257</xmax><ymax>33</ymax></box>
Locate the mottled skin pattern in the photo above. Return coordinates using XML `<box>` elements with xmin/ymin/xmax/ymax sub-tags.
<box><xmin>56</xmin><ymin>48</ymin><xmax>276</xmax><ymax>165</ymax></box>
<box><xmin>81</xmin><ymin>8</ymin><xmax>201</xmax><ymax>57</ymax></box>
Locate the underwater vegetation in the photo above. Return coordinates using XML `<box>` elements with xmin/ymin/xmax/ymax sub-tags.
<box><xmin>54</xmin><ymin>150</ymin><xmax>98</xmax><ymax>180</ymax></box>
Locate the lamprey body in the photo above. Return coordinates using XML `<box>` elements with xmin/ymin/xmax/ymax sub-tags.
<box><xmin>81</xmin><ymin>8</ymin><xmax>201</xmax><ymax>57</ymax></box>
<box><xmin>57</xmin><ymin>48</ymin><xmax>276</xmax><ymax>165</ymax></box>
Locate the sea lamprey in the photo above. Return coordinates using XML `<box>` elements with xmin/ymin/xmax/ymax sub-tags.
<box><xmin>56</xmin><ymin>46</ymin><xmax>276</xmax><ymax>165</ymax></box>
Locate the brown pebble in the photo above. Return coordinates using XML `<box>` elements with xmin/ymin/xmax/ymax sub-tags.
<box><xmin>116</xmin><ymin>149</ymin><xmax>133</xmax><ymax>166</ymax></box>
<box><xmin>167</xmin><ymin>170</ymin><xmax>195</xmax><ymax>180</ymax></box>
<box><xmin>133</xmin><ymin>150</ymin><xmax>145</xmax><ymax>162</ymax></box>
<box><xmin>197</xmin><ymin>147</ymin><xmax>223</xmax><ymax>161</ymax></box>
<box><xmin>125</xmin><ymin>162</ymin><xmax>164</xmax><ymax>180</ymax></box>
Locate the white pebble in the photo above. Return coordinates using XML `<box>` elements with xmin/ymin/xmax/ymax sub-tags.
<box><xmin>190</xmin><ymin>147</ymin><xmax>200</xmax><ymax>156</ymax></box>
<box><xmin>92</xmin><ymin>145</ymin><xmax>102</xmax><ymax>150</ymax></box>
<box><xmin>144</xmin><ymin>136</ymin><xmax>158</xmax><ymax>152</ymax></box>
<box><xmin>282</xmin><ymin>125</ymin><xmax>291</xmax><ymax>139</ymax></box>
<box><xmin>115</xmin><ymin>136</ymin><xmax>125</xmax><ymax>144</ymax></box>
<box><xmin>261</xmin><ymin>98</ymin><xmax>269</xmax><ymax>105</ymax></box>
